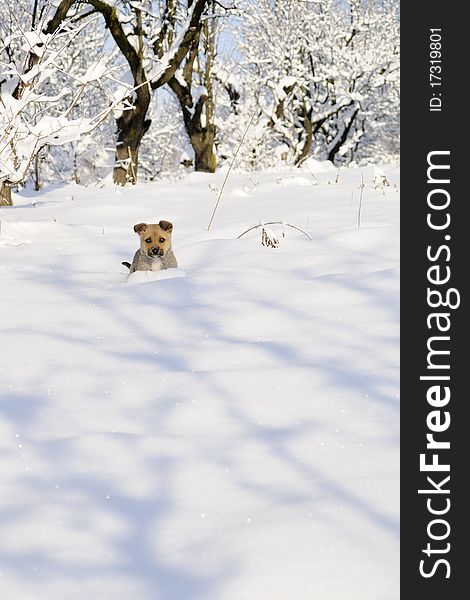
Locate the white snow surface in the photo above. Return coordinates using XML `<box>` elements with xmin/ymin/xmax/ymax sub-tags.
<box><xmin>0</xmin><ymin>166</ymin><xmax>399</xmax><ymax>599</ymax></box>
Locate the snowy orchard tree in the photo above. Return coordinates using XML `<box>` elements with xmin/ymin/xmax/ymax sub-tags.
<box><xmin>44</xmin><ymin>0</ymin><xmax>209</xmax><ymax>186</ymax></box>
<box><xmin>340</xmin><ymin>2</ymin><xmax>400</xmax><ymax>165</ymax></box>
<box><xmin>214</xmin><ymin>77</ymin><xmax>271</xmax><ymax>170</ymax></box>
<box><xmin>237</xmin><ymin>0</ymin><xmax>399</xmax><ymax>167</ymax></box>
<box><xmin>0</xmin><ymin>2</ymin><xmax>127</xmax><ymax>205</ymax></box>
<box><xmin>29</xmin><ymin>8</ymin><xmax>120</xmax><ymax>187</ymax></box>
<box><xmin>318</xmin><ymin>0</ymin><xmax>400</xmax><ymax>164</ymax></box>
<box><xmin>166</xmin><ymin>0</ymin><xmax>240</xmax><ymax>173</ymax></box>
<box><xmin>167</xmin><ymin>0</ymin><xmax>219</xmax><ymax>172</ymax></box>
<box><xmin>238</xmin><ymin>0</ymin><xmax>338</xmax><ymax>166</ymax></box>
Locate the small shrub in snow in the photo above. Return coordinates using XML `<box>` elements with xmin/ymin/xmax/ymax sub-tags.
<box><xmin>261</xmin><ymin>226</ymin><xmax>280</xmax><ymax>248</ymax></box>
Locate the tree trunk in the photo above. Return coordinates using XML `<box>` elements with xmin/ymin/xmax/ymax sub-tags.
<box><xmin>0</xmin><ymin>182</ymin><xmax>13</xmax><ymax>206</ymax></box>
<box><xmin>113</xmin><ymin>104</ymin><xmax>151</xmax><ymax>186</ymax></box>
<box><xmin>327</xmin><ymin>107</ymin><xmax>359</xmax><ymax>164</ymax></box>
<box><xmin>168</xmin><ymin>77</ymin><xmax>217</xmax><ymax>174</ymax></box>
<box><xmin>190</xmin><ymin>125</ymin><xmax>216</xmax><ymax>173</ymax></box>
<box><xmin>34</xmin><ymin>153</ymin><xmax>41</xmax><ymax>191</ymax></box>
<box><xmin>166</xmin><ymin>4</ymin><xmax>218</xmax><ymax>174</ymax></box>
<box><xmin>295</xmin><ymin>117</ymin><xmax>326</xmax><ymax>166</ymax></box>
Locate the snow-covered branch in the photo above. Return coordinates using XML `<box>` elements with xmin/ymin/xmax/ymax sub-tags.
<box><xmin>0</xmin><ymin>12</ymin><xmax>133</xmax><ymax>202</ymax></box>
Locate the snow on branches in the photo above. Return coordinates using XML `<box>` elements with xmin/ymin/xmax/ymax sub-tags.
<box><xmin>0</xmin><ymin>0</ymin><xmax>399</xmax><ymax>197</ymax></box>
<box><xmin>231</xmin><ymin>0</ymin><xmax>399</xmax><ymax>168</ymax></box>
<box><xmin>0</xmin><ymin>5</ymin><xmax>131</xmax><ymax>203</ymax></box>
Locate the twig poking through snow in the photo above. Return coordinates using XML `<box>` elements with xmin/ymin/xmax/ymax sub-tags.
<box><xmin>238</xmin><ymin>221</ymin><xmax>312</xmax><ymax>240</ymax></box>
<box><xmin>358</xmin><ymin>172</ymin><xmax>365</xmax><ymax>229</ymax></box>
<box><xmin>207</xmin><ymin>109</ymin><xmax>258</xmax><ymax>231</ymax></box>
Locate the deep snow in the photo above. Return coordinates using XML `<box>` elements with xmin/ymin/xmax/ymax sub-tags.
<box><xmin>0</xmin><ymin>164</ymin><xmax>399</xmax><ymax>599</ymax></box>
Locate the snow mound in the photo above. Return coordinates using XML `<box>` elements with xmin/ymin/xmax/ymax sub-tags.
<box><xmin>126</xmin><ymin>268</ymin><xmax>186</xmax><ymax>284</ymax></box>
<box><xmin>0</xmin><ymin>239</ymin><xmax>31</xmax><ymax>247</ymax></box>
<box><xmin>0</xmin><ymin>221</ymin><xmax>36</xmax><ymax>245</ymax></box>
<box><xmin>275</xmin><ymin>175</ymin><xmax>316</xmax><ymax>187</ymax></box>
<box><xmin>302</xmin><ymin>158</ymin><xmax>337</xmax><ymax>173</ymax></box>
<box><xmin>231</xmin><ymin>185</ymin><xmax>257</xmax><ymax>197</ymax></box>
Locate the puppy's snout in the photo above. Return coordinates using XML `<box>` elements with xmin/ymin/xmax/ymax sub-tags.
<box><xmin>150</xmin><ymin>247</ymin><xmax>164</xmax><ymax>257</ymax></box>
<box><xmin>151</xmin><ymin>247</ymin><xmax>159</xmax><ymax>256</ymax></box>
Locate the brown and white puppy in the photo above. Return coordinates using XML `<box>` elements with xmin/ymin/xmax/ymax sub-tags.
<box><xmin>123</xmin><ymin>220</ymin><xmax>178</xmax><ymax>273</ymax></box>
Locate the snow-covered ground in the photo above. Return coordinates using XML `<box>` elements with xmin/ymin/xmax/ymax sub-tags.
<box><xmin>0</xmin><ymin>164</ymin><xmax>399</xmax><ymax>599</ymax></box>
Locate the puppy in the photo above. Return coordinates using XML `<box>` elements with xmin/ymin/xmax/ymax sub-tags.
<box><xmin>123</xmin><ymin>220</ymin><xmax>178</xmax><ymax>273</ymax></box>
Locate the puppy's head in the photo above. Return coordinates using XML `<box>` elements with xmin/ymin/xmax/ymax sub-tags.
<box><xmin>134</xmin><ymin>220</ymin><xmax>173</xmax><ymax>258</ymax></box>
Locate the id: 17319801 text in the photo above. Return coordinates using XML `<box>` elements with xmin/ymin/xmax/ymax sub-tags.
<box><xmin>429</xmin><ymin>29</ymin><xmax>442</xmax><ymax>112</ymax></box>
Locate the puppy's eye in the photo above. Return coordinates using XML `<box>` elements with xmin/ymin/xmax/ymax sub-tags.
<box><xmin>145</xmin><ymin>238</ymin><xmax>152</xmax><ymax>244</ymax></box>
<box><xmin>159</xmin><ymin>237</ymin><xmax>165</xmax><ymax>243</ymax></box>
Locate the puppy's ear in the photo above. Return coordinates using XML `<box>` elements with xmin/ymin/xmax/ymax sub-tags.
<box><xmin>134</xmin><ymin>223</ymin><xmax>147</xmax><ymax>234</ymax></box>
<box><xmin>159</xmin><ymin>220</ymin><xmax>173</xmax><ymax>232</ymax></box>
